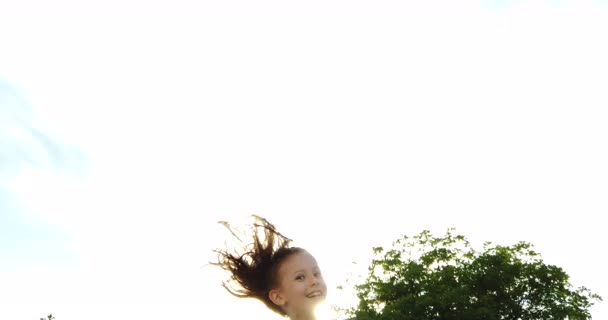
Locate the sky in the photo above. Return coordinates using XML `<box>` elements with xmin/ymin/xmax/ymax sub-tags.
<box><xmin>1</xmin><ymin>1</ymin><xmax>607</xmax><ymax>319</ymax></box>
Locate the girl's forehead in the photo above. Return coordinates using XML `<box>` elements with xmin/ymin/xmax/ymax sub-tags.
<box><xmin>280</xmin><ymin>251</ymin><xmax>319</xmax><ymax>272</ymax></box>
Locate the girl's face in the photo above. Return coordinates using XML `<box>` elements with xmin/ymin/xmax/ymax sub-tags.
<box><xmin>269</xmin><ymin>251</ymin><xmax>327</xmax><ymax>318</ymax></box>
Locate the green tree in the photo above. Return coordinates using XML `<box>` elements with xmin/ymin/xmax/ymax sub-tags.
<box><xmin>337</xmin><ymin>229</ymin><xmax>601</xmax><ymax>320</ymax></box>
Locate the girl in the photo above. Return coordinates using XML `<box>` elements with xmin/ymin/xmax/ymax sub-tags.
<box><xmin>212</xmin><ymin>215</ymin><xmax>327</xmax><ymax>320</ymax></box>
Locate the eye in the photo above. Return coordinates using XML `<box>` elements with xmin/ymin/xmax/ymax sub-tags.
<box><xmin>295</xmin><ymin>274</ymin><xmax>305</xmax><ymax>281</ymax></box>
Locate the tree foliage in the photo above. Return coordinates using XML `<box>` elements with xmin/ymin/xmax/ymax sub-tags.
<box><xmin>338</xmin><ymin>229</ymin><xmax>601</xmax><ymax>320</ymax></box>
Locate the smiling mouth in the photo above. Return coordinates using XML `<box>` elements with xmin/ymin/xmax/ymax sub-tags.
<box><xmin>306</xmin><ymin>291</ymin><xmax>323</xmax><ymax>298</ymax></box>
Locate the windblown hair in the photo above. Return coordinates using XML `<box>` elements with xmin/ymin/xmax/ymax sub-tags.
<box><xmin>211</xmin><ymin>215</ymin><xmax>303</xmax><ymax>316</ymax></box>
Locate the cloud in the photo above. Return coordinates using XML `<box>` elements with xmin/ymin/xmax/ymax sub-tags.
<box><xmin>0</xmin><ymin>81</ymin><xmax>86</xmax><ymax>175</ymax></box>
<box><xmin>0</xmin><ymin>81</ymin><xmax>85</xmax><ymax>269</ymax></box>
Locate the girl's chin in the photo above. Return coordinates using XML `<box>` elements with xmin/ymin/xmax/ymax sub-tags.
<box><xmin>308</xmin><ymin>296</ymin><xmax>327</xmax><ymax>305</ymax></box>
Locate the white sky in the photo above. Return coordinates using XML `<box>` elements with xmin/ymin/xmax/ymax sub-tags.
<box><xmin>1</xmin><ymin>1</ymin><xmax>607</xmax><ymax>319</ymax></box>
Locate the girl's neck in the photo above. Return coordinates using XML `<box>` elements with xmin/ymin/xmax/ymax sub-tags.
<box><xmin>290</xmin><ymin>316</ymin><xmax>315</xmax><ymax>320</ymax></box>
<box><xmin>288</xmin><ymin>311</ymin><xmax>316</xmax><ymax>320</ymax></box>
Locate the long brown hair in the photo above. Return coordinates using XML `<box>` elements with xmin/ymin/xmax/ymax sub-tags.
<box><xmin>211</xmin><ymin>215</ymin><xmax>303</xmax><ymax>316</ymax></box>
